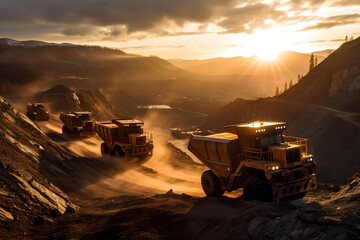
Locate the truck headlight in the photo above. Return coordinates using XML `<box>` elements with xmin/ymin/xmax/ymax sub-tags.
<box><xmin>268</xmin><ymin>165</ymin><xmax>280</xmax><ymax>171</ymax></box>
<box><xmin>302</xmin><ymin>157</ymin><xmax>314</xmax><ymax>163</ymax></box>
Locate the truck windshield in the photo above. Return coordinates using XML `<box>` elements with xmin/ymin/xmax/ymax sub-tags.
<box><xmin>78</xmin><ymin>115</ymin><xmax>90</xmax><ymax>121</ymax></box>
<box><xmin>124</xmin><ymin>127</ymin><xmax>141</xmax><ymax>134</ymax></box>
<box><xmin>260</xmin><ymin>134</ymin><xmax>282</xmax><ymax>147</ymax></box>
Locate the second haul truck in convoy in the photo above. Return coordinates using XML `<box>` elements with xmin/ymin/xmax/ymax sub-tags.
<box><xmin>60</xmin><ymin>111</ymin><xmax>95</xmax><ymax>137</ymax></box>
<box><xmin>95</xmin><ymin>119</ymin><xmax>154</xmax><ymax>160</ymax></box>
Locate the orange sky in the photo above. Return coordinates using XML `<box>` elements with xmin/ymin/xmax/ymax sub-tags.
<box><xmin>0</xmin><ymin>0</ymin><xmax>359</xmax><ymax>59</ymax></box>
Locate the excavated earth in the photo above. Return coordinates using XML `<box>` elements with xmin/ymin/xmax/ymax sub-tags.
<box><xmin>0</xmin><ymin>96</ymin><xmax>359</xmax><ymax>240</ymax></box>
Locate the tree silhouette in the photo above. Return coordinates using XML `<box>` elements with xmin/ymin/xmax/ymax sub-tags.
<box><xmin>309</xmin><ymin>53</ymin><xmax>314</xmax><ymax>72</ymax></box>
<box><xmin>275</xmin><ymin>86</ymin><xmax>279</xmax><ymax>96</ymax></box>
<box><xmin>345</xmin><ymin>35</ymin><xmax>348</xmax><ymax>42</ymax></box>
<box><xmin>284</xmin><ymin>82</ymin><xmax>288</xmax><ymax>92</ymax></box>
<box><xmin>289</xmin><ymin>79</ymin><xmax>293</xmax><ymax>88</ymax></box>
<box><xmin>350</xmin><ymin>35</ymin><xmax>354</xmax><ymax>41</ymax></box>
<box><xmin>315</xmin><ymin>56</ymin><xmax>318</xmax><ymax>66</ymax></box>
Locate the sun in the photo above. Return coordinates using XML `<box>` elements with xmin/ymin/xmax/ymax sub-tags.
<box><xmin>244</xmin><ymin>29</ymin><xmax>288</xmax><ymax>61</ymax></box>
<box><xmin>257</xmin><ymin>49</ymin><xmax>281</xmax><ymax>61</ymax></box>
<box><xmin>254</xmin><ymin>34</ymin><xmax>284</xmax><ymax>61</ymax></box>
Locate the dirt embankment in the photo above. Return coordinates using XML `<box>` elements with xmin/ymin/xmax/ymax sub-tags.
<box><xmin>0</xmin><ymin>96</ymin><xmax>78</xmax><ymax>239</ymax></box>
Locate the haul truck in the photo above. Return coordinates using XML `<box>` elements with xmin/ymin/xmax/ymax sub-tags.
<box><xmin>60</xmin><ymin>111</ymin><xmax>95</xmax><ymax>137</ymax></box>
<box><xmin>188</xmin><ymin>121</ymin><xmax>317</xmax><ymax>201</ymax></box>
<box><xmin>26</xmin><ymin>103</ymin><xmax>50</xmax><ymax>121</ymax></box>
<box><xmin>95</xmin><ymin>119</ymin><xmax>154</xmax><ymax>159</ymax></box>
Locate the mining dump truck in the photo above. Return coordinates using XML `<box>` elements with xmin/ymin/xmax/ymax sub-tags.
<box><xmin>95</xmin><ymin>119</ymin><xmax>154</xmax><ymax>159</ymax></box>
<box><xmin>60</xmin><ymin>111</ymin><xmax>95</xmax><ymax>137</ymax></box>
<box><xmin>26</xmin><ymin>103</ymin><xmax>50</xmax><ymax>121</ymax></box>
<box><xmin>188</xmin><ymin>122</ymin><xmax>317</xmax><ymax>201</ymax></box>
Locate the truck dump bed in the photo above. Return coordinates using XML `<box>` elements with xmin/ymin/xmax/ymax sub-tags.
<box><xmin>60</xmin><ymin>113</ymin><xmax>76</xmax><ymax>128</ymax></box>
<box><xmin>188</xmin><ymin>132</ymin><xmax>239</xmax><ymax>175</ymax></box>
<box><xmin>95</xmin><ymin>121</ymin><xmax>119</xmax><ymax>143</ymax></box>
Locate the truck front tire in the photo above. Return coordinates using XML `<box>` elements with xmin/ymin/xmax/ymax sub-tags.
<box><xmin>201</xmin><ymin>170</ymin><xmax>224</xmax><ymax>197</ymax></box>
<box><xmin>101</xmin><ymin>143</ymin><xmax>109</xmax><ymax>155</ymax></box>
<box><xmin>243</xmin><ymin>175</ymin><xmax>273</xmax><ymax>201</ymax></box>
<box><xmin>62</xmin><ymin>125</ymin><xmax>68</xmax><ymax>135</ymax></box>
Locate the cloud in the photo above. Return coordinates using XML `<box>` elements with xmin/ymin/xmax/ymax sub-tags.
<box><xmin>218</xmin><ymin>3</ymin><xmax>287</xmax><ymax>33</ymax></box>
<box><xmin>0</xmin><ymin>0</ymin><xmax>236</xmax><ymax>32</ymax></box>
<box><xmin>329</xmin><ymin>0</ymin><xmax>360</xmax><ymax>6</ymax></box>
<box><xmin>61</xmin><ymin>25</ymin><xmax>98</xmax><ymax>36</ymax></box>
<box><xmin>301</xmin><ymin>14</ymin><xmax>360</xmax><ymax>31</ymax></box>
<box><xmin>0</xmin><ymin>0</ymin><xmax>359</xmax><ymax>40</ymax></box>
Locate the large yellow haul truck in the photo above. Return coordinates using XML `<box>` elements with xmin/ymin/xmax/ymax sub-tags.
<box><xmin>188</xmin><ymin>121</ymin><xmax>317</xmax><ymax>201</ymax></box>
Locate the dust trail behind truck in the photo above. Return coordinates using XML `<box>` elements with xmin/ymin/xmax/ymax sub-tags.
<box><xmin>188</xmin><ymin>121</ymin><xmax>317</xmax><ymax>201</ymax></box>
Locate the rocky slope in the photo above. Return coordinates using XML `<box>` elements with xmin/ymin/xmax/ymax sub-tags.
<box><xmin>0</xmin><ymin>96</ymin><xmax>81</xmax><ymax>238</ymax></box>
<box><xmin>203</xmin><ymin>38</ymin><xmax>360</xmax><ymax>183</ymax></box>
<box><xmin>36</xmin><ymin>178</ymin><xmax>360</xmax><ymax>240</ymax></box>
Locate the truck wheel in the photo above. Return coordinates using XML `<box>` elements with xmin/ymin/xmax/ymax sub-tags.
<box><xmin>291</xmin><ymin>192</ymin><xmax>307</xmax><ymax>199</ymax></box>
<box><xmin>201</xmin><ymin>170</ymin><xmax>224</xmax><ymax>197</ymax></box>
<box><xmin>100</xmin><ymin>143</ymin><xmax>109</xmax><ymax>155</ymax></box>
<box><xmin>62</xmin><ymin>126</ymin><xmax>68</xmax><ymax>135</ymax></box>
<box><xmin>243</xmin><ymin>175</ymin><xmax>273</xmax><ymax>201</ymax></box>
<box><xmin>110</xmin><ymin>147</ymin><xmax>124</xmax><ymax>158</ymax></box>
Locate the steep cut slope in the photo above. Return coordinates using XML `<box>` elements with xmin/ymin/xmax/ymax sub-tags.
<box><xmin>0</xmin><ymin>96</ymin><xmax>78</xmax><ymax>238</ymax></box>
<box><xmin>281</xmin><ymin>38</ymin><xmax>360</xmax><ymax>111</ymax></box>
<box><xmin>203</xmin><ymin>38</ymin><xmax>360</xmax><ymax>183</ymax></box>
<box><xmin>32</xmin><ymin>85</ymin><xmax>124</xmax><ymax>120</ymax></box>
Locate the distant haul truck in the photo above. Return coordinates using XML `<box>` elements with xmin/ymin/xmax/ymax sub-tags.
<box><xmin>95</xmin><ymin>119</ymin><xmax>154</xmax><ymax>159</ymax></box>
<box><xmin>188</xmin><ymin>121</ymin><xmax>317</xmax><ymax>201</ymax></box>
<box><xmin>170</xmin><ymin>128</ymin><xmax>214</xmax><ymax>139</ymax></box>
<box><xmin>26</xmin><ymin>103</ymin><xmax>50</xmax><ymax>121</ymax></box>
<box><xmin>60</xmin><ymin>111</ymin><xmax>95</xmax><ymax>137</ymax></box>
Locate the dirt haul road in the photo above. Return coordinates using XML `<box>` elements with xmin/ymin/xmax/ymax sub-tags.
<box><xmin>36</xmin><ymin>116</ymin><xmax>207</xmax><ymax>198</ymax></box>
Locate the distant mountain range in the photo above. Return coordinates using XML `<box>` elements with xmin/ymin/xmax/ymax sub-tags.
<box><xmin>0</xmin><ymin>38</ymin><xmax>339</xmax><ymax>114</ymax></box>
<box><xmin>169</xmin><ymin>51</ymin><xmax>329</xmax><ymax>91</ymax></box>
<box><xmin>0</xmin><ymin>38</ymin><xmax>75</xmax><ymax>47</ymax></box>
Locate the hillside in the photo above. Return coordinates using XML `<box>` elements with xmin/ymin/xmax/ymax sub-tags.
<box><xmin>202</xmin><ymin>38</ymin><xmax>360</xmax><ymax>183</ymax></box>
<box><xmin>0</xmin><ymin>42</ymin><xmax>188</xmax><ymax>95</ymax></box>
<box><xmin>32</xmin><ymin>84</ymin><xmax>124</xmax><ymax>120</ymax></box>
<box><xmin>0</xmin><ymin>96</ymin><xmax>78</xmax><ymax>238</ymax></box>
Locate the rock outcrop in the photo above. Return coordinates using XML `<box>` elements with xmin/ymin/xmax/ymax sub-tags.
<box><xmin>0</xmin><ymin>96</ymin><xmax>78</xmax><ymax>237</ymax></box>
<box><xmin>32</xmin><ymin>84</ymin><xmax>123</xmax><ymax>120</ymax></box>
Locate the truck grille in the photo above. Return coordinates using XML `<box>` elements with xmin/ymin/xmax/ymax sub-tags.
<box><xmin>286</xmin><ymin>148</ymin><xmax>301</xmax><ymax>164</ymax></box>
<box><xmin>136</xmin><ymin>136</ymin><xmax>146</xmax><ymax>145</ymax></box>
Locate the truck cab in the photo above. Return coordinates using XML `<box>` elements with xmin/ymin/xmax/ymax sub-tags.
<box><xmin>26</xmin><ymin>103</ymin><xmax>50</xmax><ymax>121</ymax></box>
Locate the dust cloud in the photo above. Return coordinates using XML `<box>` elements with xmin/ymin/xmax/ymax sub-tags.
<box><xmin>37</xmin><ymin>111</ymin><xmax>206</xmax><ymax>198</ymax></box>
